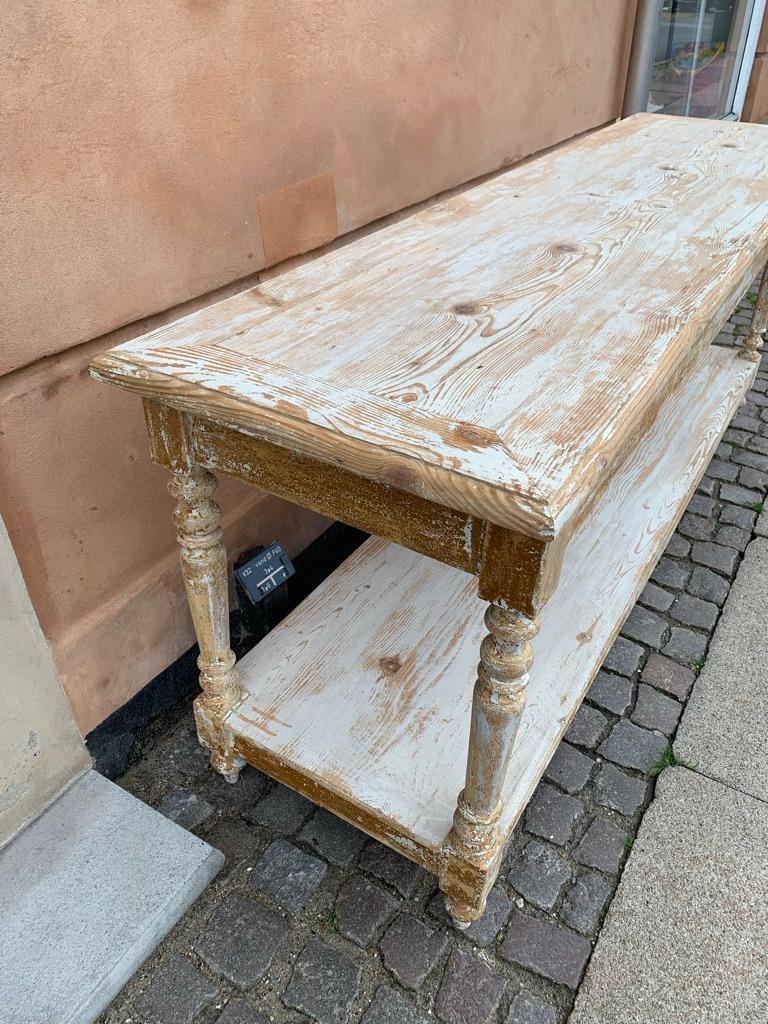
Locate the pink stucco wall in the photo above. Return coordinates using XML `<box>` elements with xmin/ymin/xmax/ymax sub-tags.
<box><xmin>1</xmin><ymin>1</ymin><xmax>637</xmax><ymax>733</ymax></box>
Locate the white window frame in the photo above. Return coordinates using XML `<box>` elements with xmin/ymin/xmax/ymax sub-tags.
<box><xmin>730</xmin><ymin>0</ymin><xmax>768</xmax><ymax>118</ymax></box>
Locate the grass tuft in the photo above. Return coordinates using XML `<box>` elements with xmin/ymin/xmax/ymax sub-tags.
<box><xmin>651</xmin><ymin>743</ymin><xmax>694</xmax><ymax>777</ymax></box>
<box><xmin>748</xmin><ymin>501</ymin><xmax>764</xmax><ymax>513</ymax></box>
<box><xmin>321</xmin><ymin>910</ymin><xmax>339</xmax><ymax>933</ymax></box>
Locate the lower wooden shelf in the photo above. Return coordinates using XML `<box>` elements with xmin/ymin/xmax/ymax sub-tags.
<box><xmin>226</xmin><ymin>346</ymin><xmax>754</xmax><ymax>871</ymax></box>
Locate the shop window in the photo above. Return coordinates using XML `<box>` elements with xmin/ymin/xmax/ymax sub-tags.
<box><xmin>648</xmin><ymin>0</ymin><xmax>760</xmax><ymax>118</ymax></box>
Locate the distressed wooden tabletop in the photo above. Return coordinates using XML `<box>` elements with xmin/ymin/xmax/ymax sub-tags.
<box><xmin>91</xmin><ymin>113</ymin><xmax>768</xmax><ymax>538</ymax></box>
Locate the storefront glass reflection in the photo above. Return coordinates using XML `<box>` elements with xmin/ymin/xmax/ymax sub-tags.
<box><xmin>648</xmin><ymin>0</ymin><xmax>754</xmax><ymax>117</ymax></box>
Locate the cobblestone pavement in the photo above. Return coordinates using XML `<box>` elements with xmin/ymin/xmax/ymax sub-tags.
<box><xmin>100</xmin><ymin>293</ymin><xmax>768</xmax><ymax>1024</ymax></box>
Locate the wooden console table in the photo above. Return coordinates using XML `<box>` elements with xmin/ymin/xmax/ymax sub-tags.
<box><xmin>91</xmin><ymin>113</ymin><xmax>768</xmax><ymax>927</ymax></box>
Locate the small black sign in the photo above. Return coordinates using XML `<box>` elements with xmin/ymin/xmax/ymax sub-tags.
<box><xmin>234</xmin><ymin>542</ymin><xmax>295</xmax><ymax>604</ymax></box>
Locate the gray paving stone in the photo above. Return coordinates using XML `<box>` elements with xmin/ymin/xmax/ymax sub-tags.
<box><xmin>195</xmin><ymin>894</ymin><xmax>289</xmax><ymax>988</ymax></box>
<box><xmin>561</xmin><ymin>871</ymin><xmax>614</xmax><ymax>936</ymax></box>
<box><xmin>697</xmin><ymin>475</ymin><xmax>717</xmax><ymax>496</ymax></box>
<box><xmin>724</xmin><ymin>427</ymin><xmax>750</xmax><ymax>447</ymax></box>
<box><xmin>650</xmin><ymin>557</ymin><xmax>690</xmax><ymax>590</ymax></box>
<box><xmin>664</xmin><ymin>533</ymin><xmax>691</xmax><ymax>558</ymax></box>
<box><xmin>250</xmin><ymin>839</ymin><xmax>327</xmax><ymax>913</ymax></box>
<box><xmin>719</xmin><ymin>502</ymin><xmax>757</xmax><ymax>529</ymax></box>
<box><xmin>575</xmin><ymin>817</ymin><xmax>629</xmax><ymax>875</ymax></box>
<box><xmin>717</xmin><ymin>524</ymin><xmax>751</xmax><ymax>552</ymax></box>
<box><xmin>544</xmin><ymin>742</ymin><xmax>594</xmax><ymax>794</ymax></box>
<box><xmin>283</xmin><ymin>938</ymin><xmax>362</xmax><ymax>1024</ymax></box>
<box><xmin>200</xmin><ymin>765</ymin><xmax>269</xmax><ymax>816</ymax></box>
<box><xmin>730</xmin><ymin>413</ymin><xmax>762</xmax><ymax>433</ymax></box>
<box><xmin>678</xmin><ymin>512</ymin><xmax>714</xmax><ymax>541</ymax></box>
<box><xmin>715</xmin><ymin>440</ymin><xmax>733</xmax><ymax>459</ymax></box>
<box><xmin>501</xmin><ymin>912</ymin><xmax>591</xmax><ymax>989</ymax></box>
<box><xmin>161</xmin><ymin>726</ymin><xmax>211</xmax><ymax>778</ymax></box>
<box><xmin>565</xmin><ymin>704</ymin><xmax>609</xmax><ymax>749</ymax></box>
<box><xmin>602</xmin><ymin>635</ymin><xmax>645</xmax><ymax>676</ymax></box>
<box><xmin>641</xmin><ymin>652</ymin><xmax>695</xmax><ymax>699</ymax></box>
<box><xmin>134</xmin><ymin>955</ymin><xmax>217</xmax><ymax>1024</ymax></box>
<box><xmin>662</xmin><ymin>626</ymin><xmax>707</xmax><ymax>666</ymax></box>
<box><xmin>335</xmin><ymin>874</ymin><xmax>398</xmax><ymax>948</ymax></box>
<box><xmin>505</xmin><ymin>991</ymin><xmax>557</xmax><ymax>1024</ymax></box>
<box><xmin>594</xmin><ymin>762</ymin><xmax>647</xmax><ymax>816</ymax></box>
<box><xmin>380</xmin><ymin>914</ymin><xmax>447</xmax><ymax>989</ymax></box>
<box><xmin>245</xmin><ymin>783</ymin><xmax>313</xmax><ymax>833</ymax></box>
<box><xmin>676</xmin><ymin>539</ymin><xmax>768</xmax><ymax>801</ymax></box>
<box><xmin>156</xmin><ymin>786</ymin><xmax>215</xmax><ymax>831</ymax></box>
<box><xmin>571</xmin><ymin>770</ymin><xmax>768</xmax><ymax>1024</ymax></box>
<box><xmin>216</xmin><ymin>999</ymin><xmax>269</xmax><ymax>1024</ymax></box>
<box><xmin>621</xmin><ymin>606</ymin><xmax>669</xmax><ymax>648</ymax></box>
<box><xmin>686</xmin><ymin>494</ymin><xmax>716</xmax><ymax>517</ymax></box>
<box><xmin>719</xmin><ymin>482</ymin><xmax>762</xmax><ymax>507</ymax></box>
<box><xmin>631</xmin><ymin>685</ymin><xmax>682</xmax><ymax>737</ymax></box>
<box><xmin>747</xmin><ymin>434</ymin><xmax>768</xmax><ymax>455</ymax></box>
<box><xmin>686</xmin><ymin>565</ymin><xmax>730</xmax><ymax>606</ymax></box>
<box><xmin>428</xmin><ymin>885</ymin><xmax>511</xmax><ymax>945</ymax></box>
<box><xmin>739</xmin><ymin>466</ymin><xmax>768</xmax><ymax>491</ymax></box>
<box><xmin>588</xmin><ymin>671</ymin><xmax>633</xmax><ymax>715</ymax></box>
<box><xmin>598</xmin><ymin>720</ymin><xmax>667</xmax><ymax>773</ymax></box>
<box><xmin>638</xmin><ymin>582</ymin><xmax>674</xmax><ymax>612</ymax></box>
<box><xmin>510</xmin><ymin>839</ymin><xmax>572</xmax><ymax>911</ymax></box>
<box><xmin>202</xmin><ymin>817</ymin><xmax>261</xmax><ymax>867</ymax></box>
<box><xmin>670</xmin><ymin>594</ymin><xmax>718</xmax><ymax>631</ymax></box>
<box><xmin>362</xmin><ymin>986</ymin><xmax>430</xmax><ymax>1024</ymax></box>
<box><xmin>299</xmin><ymin>808</ymin><xmax>367</xmax><ymax>866</ymax></box>
<box><xmin>757</xmin><ymin>508</ymin><xmax>768</xmax><ymax>537</ymax></box>
<box><xmin>435</xmin><ymin>947</ymin><xmax>506</xmax><ymax>1024</ymax></box>
<box><xmin>360</xmin><ymin>842</ymin><xmax>429</xmax><ymax>897</ymax></box>
<box><xmin>731</xmin><ymin>448</ymin><xmax>768</xmax><ymax>472</ymax></box>
<box><xmin>702</xmin><ymin>459</ymin><xmax>738</xmax><ymax>482</ymax></box>
<box><xmin>524</xmin><ymin>782</ymin><xmax>584</xmax><ymax>846</ymax></box>
<box><xmin>691</xmin><ymin>541</ymin><xmax>739</xmax><ymax>576</ymax></box>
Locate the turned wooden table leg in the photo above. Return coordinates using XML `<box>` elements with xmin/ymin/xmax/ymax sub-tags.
<box><xmin>740</xmin><ymin>263</ymin><xmax>768</xmax><ymax>362</ymax></box>
<box><xmin>440</xmin><ymin>603</ymin><xmax>539</xmax><ymax>927</ymax></box>
<box><xmin>168</xmin><ymin>466</ymin><xmax>245</xmax><ymax>783</ymax></box>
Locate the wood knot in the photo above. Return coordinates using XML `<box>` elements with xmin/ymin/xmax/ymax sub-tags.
<box><xmin>378</xmin><ymin>655</ymin><xmax>402</xmax><ymax>676</ymax></box>
<box><xmin>452</xmin><ymin>302</ymin><xmax>479</xmax><ymax>316</ymax></box>
<box><xmin>451</xmin><ymin>423</ymin><xmax>497</xmax><ymax>448</ymax></box>
<box><xmin>554</xmin><ymin>243</ymin><xmax>580</xmax><ymax>254</ymax></box>
<box><xmin>252</xmin><ymin>288</ymin><xmax>285</xmax><ymax>308</ymax></box>
<box><xmin>382</xmin><ymin>464</ymin><xmax>417</xmax><ymax>490</ymax></box>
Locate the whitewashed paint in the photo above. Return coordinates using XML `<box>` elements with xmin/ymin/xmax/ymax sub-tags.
<box><xmin>91</xmin><ymin>114</ymin><xmax>768</xmax><ymax>537</ymax></box>
<box><xmin>227</xmin><ymin>346</ymin><xmax>754</xmax><ymax>857</ymax></box>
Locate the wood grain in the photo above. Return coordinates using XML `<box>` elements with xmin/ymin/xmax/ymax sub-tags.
<box><xmin>91</xmin><ymin>114</ymin><xmax>768</xmax><ymax>537</ymax></box>
<box><xmin>226</xmin><ymin>345</ymin><xmax>754</xmax><ymax>860</ymax></box>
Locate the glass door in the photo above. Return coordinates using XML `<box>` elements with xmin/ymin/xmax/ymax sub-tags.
<box><xmin>647</xmin><ymin>0</ymin><xmax>760</xmax><ymax>118</ymax></box>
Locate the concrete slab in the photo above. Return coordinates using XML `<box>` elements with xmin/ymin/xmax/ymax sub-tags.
<box><xmin>570</xmin><ymin>767</ymin><xmax>768</xmax><ymax>1024</ymax></box>
<box><xmin>0</xmin><ymin>769</ymin><xmax>223</xmax><ymax>1024</ymax></box>
<box><xmin>675</xmin><ymin>538</ymin><xmax>768</xmax><ymax>800</ymax></box>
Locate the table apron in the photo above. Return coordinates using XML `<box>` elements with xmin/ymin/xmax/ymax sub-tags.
<box><xmin>143</xmin><ymin>399</ymin><xmax>561</xmax><ymax>616</ymax></box>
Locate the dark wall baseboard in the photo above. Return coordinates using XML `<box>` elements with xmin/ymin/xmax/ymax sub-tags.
<box><xmin>86</xmin><ymin>522</ymin><xmax>368</xmax><ymax>779</ymax></box>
